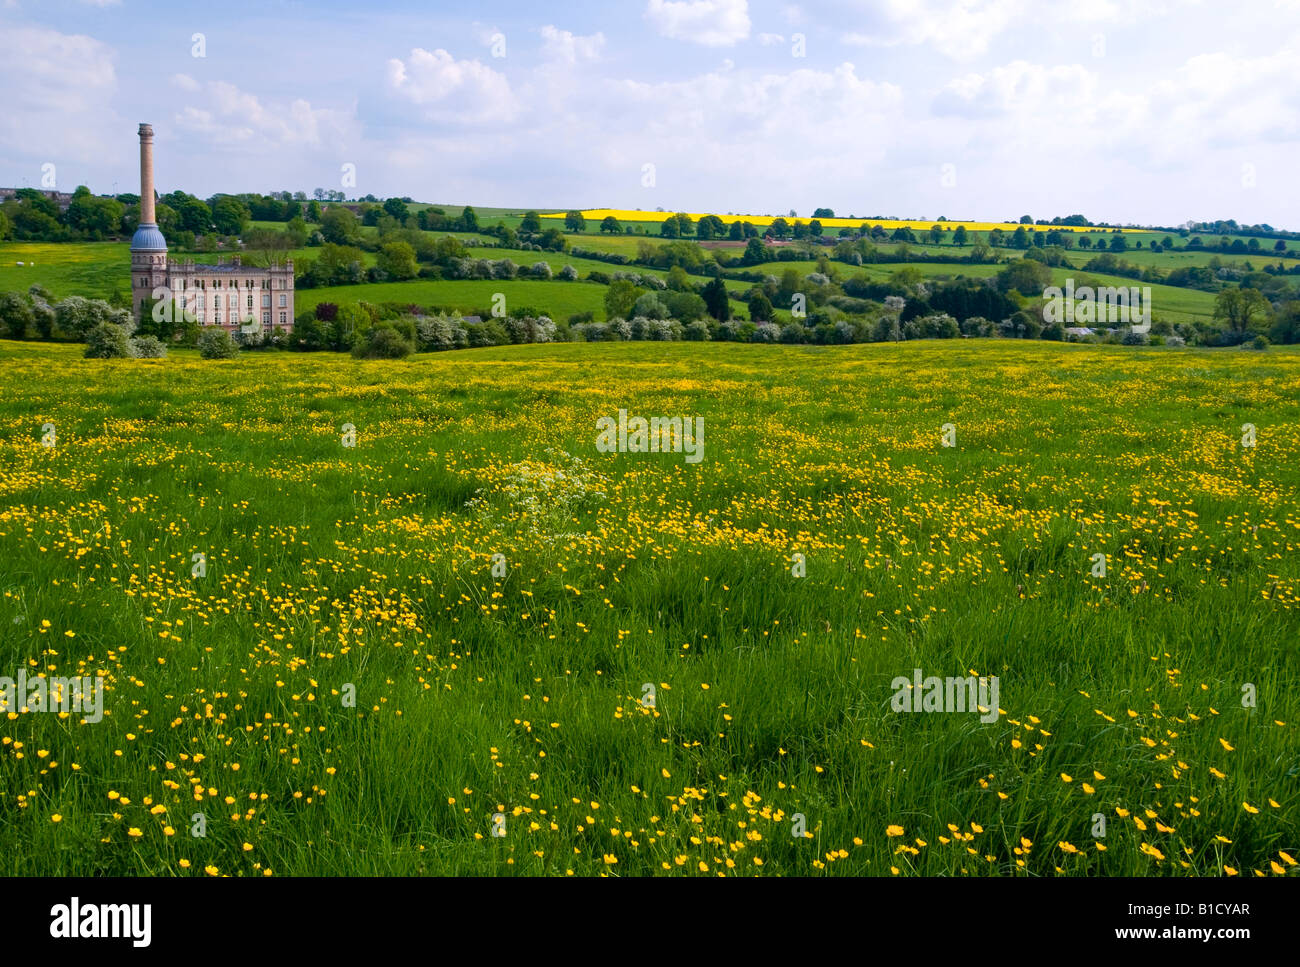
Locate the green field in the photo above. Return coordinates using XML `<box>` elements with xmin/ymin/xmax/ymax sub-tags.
<box><xmin>740</xmin><ymin>260</ymin><xmax>1220</xmax><ymax>323</ymax></box>
<box><xmin>1</xmin><ymin>339</ymin><xmax>1297</xmax><ymax>876</ymax></box>
<box><xmin>0</xmin><ymin>234</ymin><xmax>1283</xmax><ymax>329</ymax></box>
<box><xmin>0</xmin><ymin>242</ymin><xmax>131</xmax><ymax>302</ymax></box>
<box><xmin>296</xmin><ymin>278</ymin><xmax>610</xmax><ymax>320</ymax></box>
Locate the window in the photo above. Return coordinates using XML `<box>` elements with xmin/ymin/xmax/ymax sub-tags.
<box><xmin>262</xmin><ymin>294</ymin><xmax>271</xmax><ymax>307</ymax></box>
<box><xmin>278</xmin><ymin>295</ymin><xmax>287</xmax><ymax>307</ymax></box>
<box><xmin>279</xmin><ymin>312</ymin><xmax>286</xmax><ymax>325</ymax></box>
<box><xmin>213</xmin><ymin>295</ymin><xmax>222</xmax><ymax>309</ymax></box>
<box><xmin>263</xmin><ymin>312</ymin><xmax>270</xmax><ymax>324</ymax></box>
<box><xmin>247</xmin><ymin>294</ymin><xmax>253</xmax><ymax>309</ymax></box>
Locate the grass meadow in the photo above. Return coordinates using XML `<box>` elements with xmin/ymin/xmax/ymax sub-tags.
<box><xmin>1</xmin><ymin>338</ymin><xmax>1297</xmax><ymax>877</ymax></box>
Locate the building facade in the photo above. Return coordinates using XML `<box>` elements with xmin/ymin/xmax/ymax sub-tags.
<box><xmin>130</xmin><ymin>123</ymin><xmax>294</xmax><ymax>335</ymax></box>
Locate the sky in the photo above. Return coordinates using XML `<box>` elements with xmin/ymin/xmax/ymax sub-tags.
<box><xmin>1</xmin><ymin>0</ymin><xmax>1298</xmax><ymax>229</ymax></box>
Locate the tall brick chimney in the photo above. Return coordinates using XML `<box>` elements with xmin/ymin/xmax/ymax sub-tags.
<box><xmin>139</xmin><ymin>123</ymin><xmax>156</xmax><ymax>224</ymax></box>
<box><xmin>130</xmin><ymin>123</ymin><xmax>168</xmax><ymax>318</ymax></box>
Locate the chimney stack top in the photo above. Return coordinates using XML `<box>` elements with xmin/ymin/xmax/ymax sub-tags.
<box><xmin>138</xmin><ymin>123</ymin><xmax>154</xmax><ymax>139</ymax></box>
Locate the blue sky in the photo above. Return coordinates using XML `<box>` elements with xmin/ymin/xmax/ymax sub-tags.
<box><xmin>2</xmin><ymin>0</ymin><xmax>1298</xmax><ymax>228</ymax></box>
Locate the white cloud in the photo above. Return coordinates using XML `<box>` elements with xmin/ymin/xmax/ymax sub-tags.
<box><xmin>644</xmin><ymin>0</ymin><xmax>751</xmax><ymax>46</ymax></box>
<box><xmin>386</xmin><ymin>47</ymin><xmax>517</xmax><ymax>123</ymax></box>
<box><xmin>540</xmin><ymin>25</ymin><xmax>606</xmax><ymax>64</ymax></box>
<box><xmin>171</xmin><ymin>73</ymin><xmax>200</xmax><ymax>92</ymax></box>
<box><xmin>934</xmin><ymin>61</ymin><xmax>1098</xmax><ymax>117</ymax></box>
<box><xmin>843</xmin><ymin>0</ymin><xmax>1024</xmax><ymax>59</ymax></box>
<box><xmin>757</xmin><ymin>32</ymin><xmax>785</xmax><ymax>45</ymax></box>
<box><xmin>0</xmin><ymin>24</ymin><xmax>120</xmax><ymax>163</ymax></box>
<box><xmin>173</xmin><ymin>80</ymin><xmax>354</xmax><ymax>147</ymax></box>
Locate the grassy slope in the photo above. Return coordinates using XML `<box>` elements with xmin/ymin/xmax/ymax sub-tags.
<box><xmin>0</xmin><ymin>339</ymin><xmax>1296</xmax><ymax>876</ymax></box>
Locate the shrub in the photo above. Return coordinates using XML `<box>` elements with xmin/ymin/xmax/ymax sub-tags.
<box><xmin>557</xmin><ymin>265</ymin><xmax>578</xmax><ymax>281</ymax></box>
<box><xmin>530</xmin><ymin>261</ymin><xmax>553</xmax><ymax>280</ymax></box>
<box><xmin>647</xmin><ymin>318</ymin><xmax>682</xmax><ymax>341</ymax></box>
<box><xmin>917</xmin><ymin>313</ymin><xmax>960</xmax><ymax>339</ymax></box>
<box><xmin>632</xmin><ymin>292</ymin><xmax>670</xmax><ymax>320</ymax></box>
<box><xmin>0</xmin><ymin>291</ymin><xmax>34</xmax><ymax>339</ymax></box>
<box><xmin>57</xmin><ymin>296</ymin><xmax>133</xmax><ymax>340</ymax></box>
<box><xmin>197</xmin><ymin>327</ymin><xmax>240</xmax><ymax>359</ymax></box>
<box><xmin>352</xmin><ymin>326</ymin><xmax>414</xmax><ymax>359</ymax></box>
<box><xmin>466</xmin><ymin>319</ymin><xmax>510</xmax><ymax>347</ymax></box>
<box><xmin>131</xmin><ymin>335</ymin><xmax>167</xmax><ymax>358</ymax></box>
<box><xmin>871</xmin><ymin>315</ymin><xmax>902</xmax><ymax>342</ymax></box>
<box><xmin>607</xmin><ymin>318</ymin><xmax>632</xmax><ymax>341</ymax></box>
<box><xmin>1164</xmin><ymin>335</ymin><xmax>1186</xmax><ymax>348</ymax></box>
<box><xmin>416</xmin><ymin>313</ymin><xmax>467</xmax><ymax>351</ymax></box>
<box><xmin>1250</xmin><ymin>334</ymin><xmax>1270</xmax><ymax>350</ymax></box>
<box><xmin>84</xmin><ymin>322</ymin><xmax>134</xmax><ymax>358</ymax></box>
<box><xmin>684</xmin><ymin>320</ymin><xmax>711</xmax><ymax>341</ymax></box>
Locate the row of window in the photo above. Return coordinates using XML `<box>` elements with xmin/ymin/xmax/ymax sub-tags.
<box><xmin>192</xmin><ymin>311</ymin><xmax>290</xmax><ymax>325</ymax></box>
<box><xmin>183</xmin><ymin>294</ymin><xmax>289</xmax><ymax>309</ymax></box>
<box><xmin>135</xmin><ymin>277</ymin><xmax>292</xmax><ymax>290</ymax></box>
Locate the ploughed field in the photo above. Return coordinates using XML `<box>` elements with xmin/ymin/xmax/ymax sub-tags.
<box><xmin>0</xmin><ymin>338</ymin><xmax>1297</xmax><ymax>876</ymax></box>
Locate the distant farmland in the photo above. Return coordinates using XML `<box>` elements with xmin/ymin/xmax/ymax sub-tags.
<box><xmin>542</xmin><ymin>209</ymin><xmax>1146</xmax><ymax>234</ymax></box>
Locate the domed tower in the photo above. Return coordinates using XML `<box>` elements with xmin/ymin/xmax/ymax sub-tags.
<box><xmin>130</xmin><ymin>123</ymin><xmax>168</xmax><ymax>318</ymax></box>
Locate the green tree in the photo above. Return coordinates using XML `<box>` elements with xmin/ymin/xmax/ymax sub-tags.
<box><xmin>953</xmin><ymin>224</ymin><xmax>968</xmax><ymax>246</ymax></box>
<box><xmin>600</xmin><ymin>215</ymin><xmax>622</xmax><ymax>234</ymax></box>
<box><xmin>604</xmin><ymin>280</ymin><xmax>642</xmax><ymax>320</ymax></box>
<box><xmin>377</xmin><ymin>241</ymin><xmax>418</xmax><ymax>280</ymax></box>
<box><xmin>747</xmin><ymin>291</ymin><xmax>774</xmax><ymax>322</ymax></box>
<box><xmin>320</xmin><ymin>207</ymin><xmax>361</xmax><ymax>245</ymax></box>
<box><xmin>460</xmin><ymin>206</ymin><xmax>479</xmax><ymax>232</ymax></box>
<box><xmin>66</xmin><ymin>194</ymin><xmax>124</xmax><ymax>240</ymax></box>
<box><xmin>659</xmin><ymin>218</ymin><xmax>680</xmax><ymax>239</ymax></box>
<box><xmin>743</xmin><ymin>237</ymin><xmax>767</xmax><ymax>264</ymax></box>
<box><xmin>211</xmin><ymin>196</ymin><xmax>251</xmax><ymax>235</ymax></box>
<box><xmin>564</xmin><ymin>210</ymin><xmax>587</xmax><ymax>233</ymax></box>
<box><xmin>383</xmin><ymin>197</ymin><xmax>409</xmax><ymax>220</ymax></box>
<box><xmin>929</xmin><ymin>224</ymin><xmax>944</xmax><ymax>246</ymax></box>
<box><xmin>996</xmin><ymin>258</ymin><xmax>1052</xmax><ymax>297</ymax></box>
<box><xmin>520</xmin><ymin>211</ymin><xmax>542</xmax><ymax>233</ymax></box>
<box><xmin>1213</xmin><ymin>287</ymin><xmax>1270</xmax><ymax>334</ymax></box>
<box><xmin>702</xmin><ymin>277</ymin><xmax>731</xmax><ymax>321</ymax></box>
